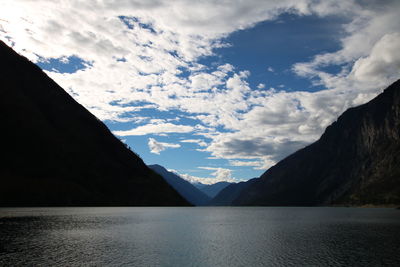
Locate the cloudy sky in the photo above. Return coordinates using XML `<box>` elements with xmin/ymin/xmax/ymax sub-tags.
<box><xmin>1</xmin><ymin>0</ymin><xmax>399</xmax><ymax>184</ymax></box>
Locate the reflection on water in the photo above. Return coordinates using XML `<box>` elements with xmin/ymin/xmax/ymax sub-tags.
<box><xmin>0</xmin><ymin>207</ymin><xmax>400</xmax><ymax>266</ymax></box>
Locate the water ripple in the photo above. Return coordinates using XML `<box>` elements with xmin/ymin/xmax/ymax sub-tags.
<box><xmin>1</xmin><ymin>207</ymin><xmax>399</xmax><ymax>266</ymax></box>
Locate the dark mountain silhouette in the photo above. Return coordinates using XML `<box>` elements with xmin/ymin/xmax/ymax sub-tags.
<box><xmin>194</xmin><ymin>181</ymin><xmax>232</xmax><ymax>198</ymax></box>
<box><xmin>233</xmin><ymin>80</ymin><xmax>400</xmax><ymax>206</ymax></box>
<box><xmin>209</xmin><ymin>178</ymin><xmax>257</xmax><ymax>206</ymax></box>
<box><xmin>149</xmin><ymin>164</ymin><xmax>210</xmax><ymax>206</ymax></box>
<box><xmin>0</xmin><ymin>41</ymin><xmax>188</xmax><ymax>206</ymax></box>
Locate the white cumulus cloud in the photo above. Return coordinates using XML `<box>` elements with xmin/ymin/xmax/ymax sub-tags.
<box><xmin>148</xmin><ymin>138</ymin><xmax>180</xmax><ymax>154</ymax></box>
<box><xmin>198</xmin><ymin>167</ymin><xmax>234</xmax><ymax>181</ymax></box>
<box><xmin>114</xmin><ymin>122</ymin><xmax>194</xmax><ymax>136</ymax></box>
<box><xmin>351</xmin><ymin>32</ymin><xmax>400</xmax><ymax>83</ymax></box>
<box><xmin>180</xmin><ymin>139</ymin><xmax>208</xmax><ymax>147</ymax></box>
<box><xmin>1</xmin><ymin>0</ymin><xmax>399</xmax><ymax>172</ymax></box>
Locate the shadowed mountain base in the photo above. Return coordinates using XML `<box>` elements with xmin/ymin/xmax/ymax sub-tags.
<box><xmin>233</xmin><ymin>80</ymin><xmax>400</xmax><ymax>206</ymax></box>
<box><xmin>0</xmin><ymin>41</ymin><xmax>188</xmax><ymax>206</ymax></box>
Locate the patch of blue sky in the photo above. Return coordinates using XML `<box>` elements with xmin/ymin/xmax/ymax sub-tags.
<box><xmin>34</xmin><ymin>12</ymin><xmax>354</xmax><ymax>183</ymax></box>
<box><xmin>106</xmin><ymin>108</ymin><xmax>202</xmax><ymax>129</ymax></box>
<box><xmin>123</xmin><ymin>132</ymin><xmax>221</xmax><ymax>177</ymax></box>
<box><xmin>119</xmin><ymin>16</ymin><xmax>157</xmax><ymax>34</ymax></box>
<box><xmin>119</xmin><ymin>16</ymin><xmax>135</xmax><ymax>29</ymax></box>
<box><xmin>212</xmin><ymin>125</ymin><xmax>235</xmax><ymax>133</ymax></box>
<box><xmin>114</xmin><ymin>57</ymin><xmax>127</xmax><ymax>62</ymax></box>
<box><xmin>176</xmin><ymin>66</ymin><xmax>191</xmax><ymax>77</ymax></box>
<box><xmin>168</xmin><ymin>50</ymin><xmax>180</xmax><ymax>58</ymax></box>
<box><xmin>318</xmin><ymin>62</ymin><xmax>352</xmax><ymax>76</ymax></box>
<box><xmin>200</xmin><ymin>12</ymin><xmax>349</xmax><ymax>93</ymax></box>
<box><xmin>37</xmin><ymin>55</ymin><xmax>92</xmax><ymax>74</ymax></box>
<box><xmin>143</xmin><ymin>13</ymin><xmax>352</xmax><ymax>180</ymax></box>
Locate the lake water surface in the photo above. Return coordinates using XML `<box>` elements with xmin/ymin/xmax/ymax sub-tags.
<box><xmin>0</xmin><ymin>207</ymin><xmax>399</xmax><ymax>266</ymax></box>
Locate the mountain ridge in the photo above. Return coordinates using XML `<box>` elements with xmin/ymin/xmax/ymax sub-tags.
<box><xmin>194</xmin><ymin>181</ymin><xmax>232</xmax><ymax>198</ymax></box>
<box><xmin>0</xmin><ymin>40</ymin><xmax>189</xmax><ymax>206</ymax></box>
<box><xmin>149</xmin><ymin>164</ymin><xmax>210</xmax><ymax>206</ymax></box>
<box><xmin>233</xmin><ymin>80</ymin><xmax>400</xmax><ymax>206</ymax></box>
<box><xmin>209</xmin><ymin>178</ymin><xmax>257</xmax><ymax>206</ymax></box>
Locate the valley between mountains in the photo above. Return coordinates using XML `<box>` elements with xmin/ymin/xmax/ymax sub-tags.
<box><xmin>1</xmin><ymin>40</ymin><xmax>399</xmax><ymax>207</ymax></box>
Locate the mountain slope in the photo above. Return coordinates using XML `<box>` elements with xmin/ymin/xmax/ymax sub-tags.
<box><xmin>194</xmin><ymin>182</ymin><xmax>232</xmax><ymax>198</ymax></box>
<box><xmin>0</xmin><ymin>41</ymin><xmax>188</xmax><ymax>206</ymax></box>
<box><xmin>209</xmin><ymin>178</ymin><xmax>257</xmax><ymax>206</ymax></box>
<box><xmin>233</xmin><ymin>80</ymin><xmax>400</xmax><ymax>206</ymax></box>
<box><xmin>149</xmin><ymin>165</ymin><xmax>210</xmax><ymax>206</ymax></box>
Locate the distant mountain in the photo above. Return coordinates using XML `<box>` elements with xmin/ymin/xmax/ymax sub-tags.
<box><xmin>209</xmin><ymin>178</ymin><xmax>257</xmax><ymax>206</ymax></box>
<box><xmin>149</xmin><ymin>165</ymin><xmax>210</xmax><ymax>206</ymax></box>
<box><xmin>192</xmin><ymin>182</ymin><xmax>205</xmax><ymax>189</ymax></box>
<box><xmin>233</xmin><ymin>80</ymin><xmax>400</xmax><ymax>206</ymax></box>
<box><xmin>0</xmin><ymin>41</ymin><xmax>188</xmax><ymax>206</ymax></box>
<box><xmin>194</xmin><ymin>182</ymin><xmax>233</xmax><ymax>198</ymax></box>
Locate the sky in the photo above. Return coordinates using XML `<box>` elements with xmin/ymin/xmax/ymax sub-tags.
<box><xmin>1</xmin><ymin>0</ymin><xmax>400</xmax><ymax>184</ymax></box>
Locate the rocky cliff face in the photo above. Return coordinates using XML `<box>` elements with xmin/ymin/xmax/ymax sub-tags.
<box><xmin>233</xmin><ymin>80</ymin><xmax>400</xmax><ymax>206</ymax></box>
<box><xmin>0</xmin><ymin>41</ymin><xmax>188</xmax><ymax>206</ymax></box>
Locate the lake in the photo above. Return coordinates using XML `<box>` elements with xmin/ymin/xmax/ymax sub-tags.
<box><xmin>0</xmin><ymin>207</ymin><xmax>399</xmax><ymax>266</ymax></box>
